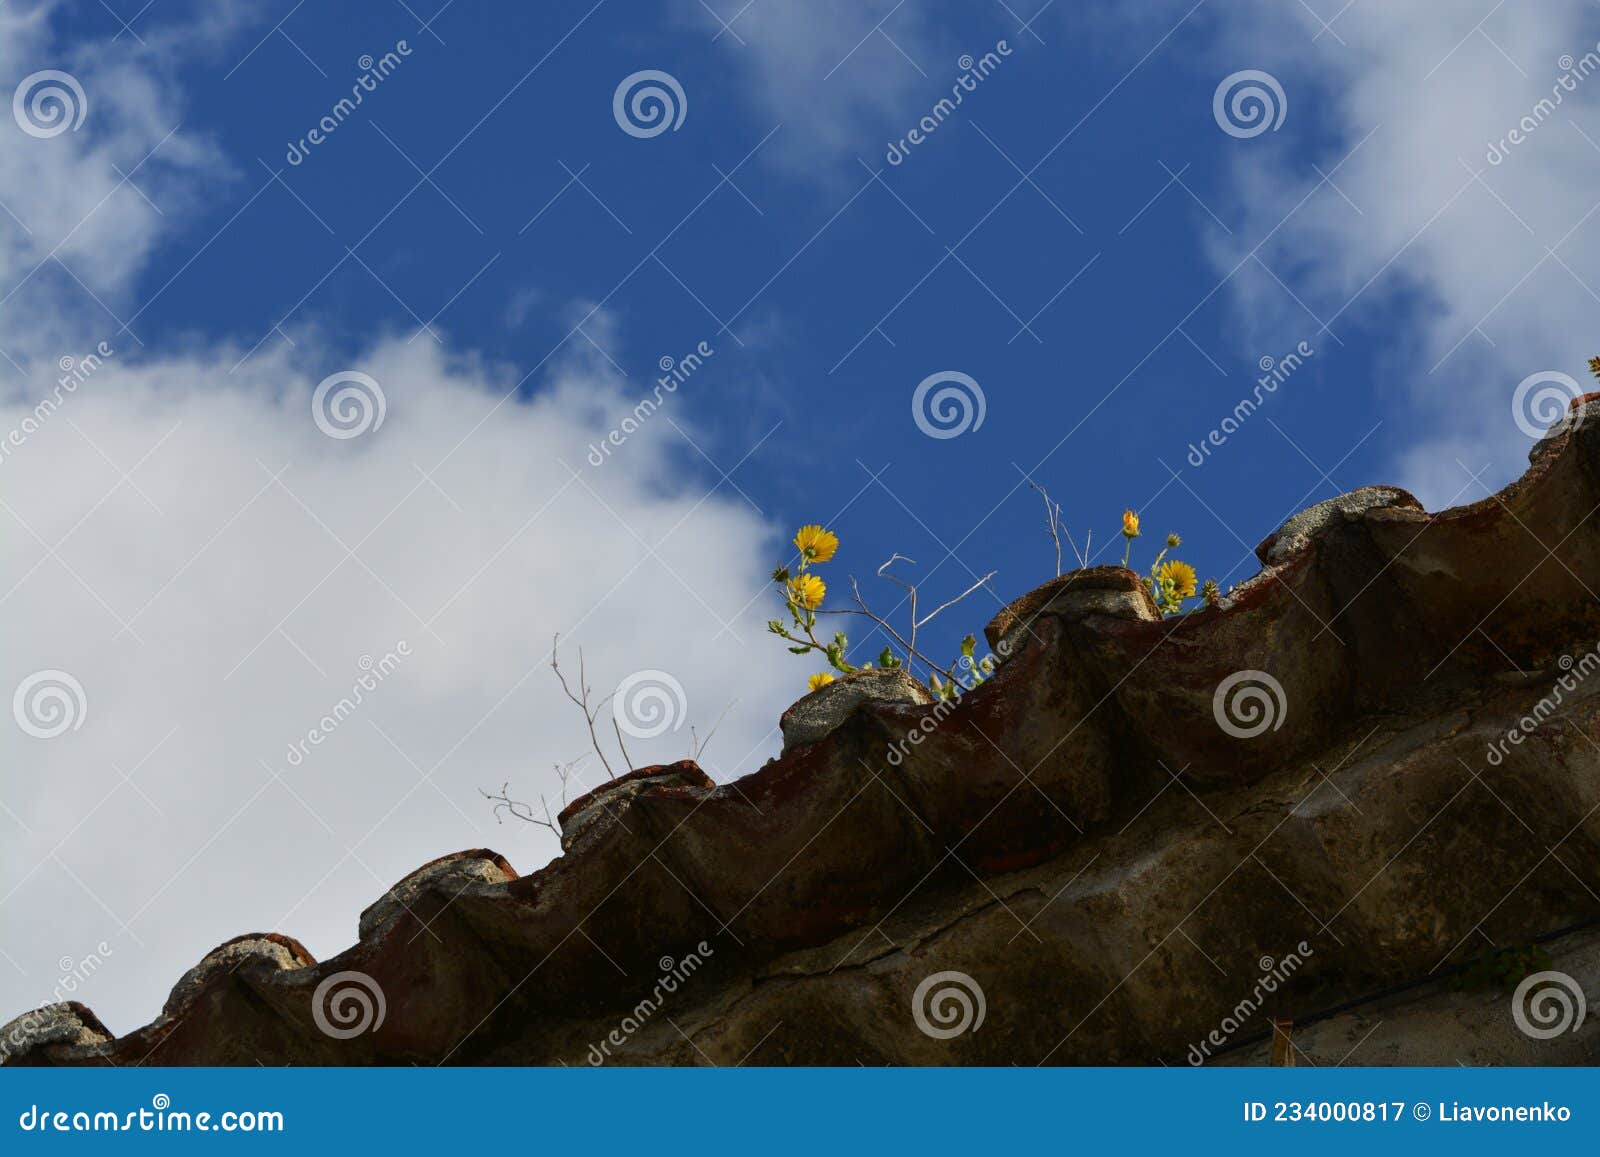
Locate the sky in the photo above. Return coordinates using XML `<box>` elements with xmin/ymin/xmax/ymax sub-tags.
<box><xmin>4</xmin><ymin>0</ymin><xmax>1600</xmax><ymax>1034</ymax></box>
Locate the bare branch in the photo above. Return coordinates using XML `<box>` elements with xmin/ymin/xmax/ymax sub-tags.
<box><xmin>1029</xmin><ymin>481</ymin><xmax>1063</xmax><ymax>577</ymax></box>
<box><xmin>480</xmin><ymin>782</ymin><xmax>551</xmax><ymax>829</ymax></box>
<box><xmin>826</xmin><ymin>557</ymin><xmax>998</xmax><ymax>688</ymax></box>
<box><xmin>823</xmin><ymin>577</ymin><xmax>962</xmax><ymax>685</ymax></box>
<box><xmin>480</xmin><ymin>757</ymin><xmax>585</xmax><ymax>833</ymax></box>
<box><xmin>876</xmin><ymin>554</ymin><xmax>919</xmax><ymax>654</ymax></box>
<box><xmin>1029</xmin><ymin>480</ymin><xmax>1088</xmax><ymax>572</ymax></box>
<box><xmin>551</xmin><ymin>634</ymin><xmax>617</xmax><ymax>780</ymax></box>
<box><xmin>876</xmin><ymin>554</ymin><xmax>995</xmax><ymax>635</ymax></box>
<box><xmin>691</xmin><ymin>700</ymin><xmax>736</xmax><ymax>762</ymax></box>
<box><xmin>610</xmin><ymin>714</ymin><xmax>635</xmax><ymax>775</ymax></box>
<box><xmin>914</xmin><ymin>570</ymin><xmax>997</xmax><ymax>631</ymax></box>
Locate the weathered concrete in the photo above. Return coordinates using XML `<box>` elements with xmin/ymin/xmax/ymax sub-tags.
<box><xmin>8</xmin><ymin>405</ymin><xmax>1600</xmax><ymax>1066</ymax></box>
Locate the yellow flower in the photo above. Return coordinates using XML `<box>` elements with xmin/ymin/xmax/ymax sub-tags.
<box><xmin>787</xmin><ymin>573</ymin><xmax>826</xmax><ymax>610</ymax></box>
<box><xmin>794</xmin><ymin>524</ymin><xmax>839</xmax><ymax>564</ymax></box>
<box><xmin>808</xmin><ymin>672</ymin><xmax>835</xmax><ymax>692</ymax></box>
<box><xmin>1156</xmin><ymin>560</ymin><xmax>1197</xmax><ymax>600</ymax></box>
<box><xmin>1122</xmin><ymin>509</ymin><xmax>1140</xmax><ymax>538</ymax></box>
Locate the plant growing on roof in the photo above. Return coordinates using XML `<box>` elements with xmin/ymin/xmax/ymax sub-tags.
<box><xmin>1117</xmin><ymin>508</ymin><xmax>1218</xmax><ymax>615</ymax></box>
<box><xmin>1027</xmin><ymin>480</ymin><xmax>1090</xmax><ymax>576</ymax></box>
<box><xmin>850</xmin><ymin>553</ymin><xmax>998</xmax><ymax>700</ymax></box>
<box><xmin>768</xmin><ymin>525</ymin><xmax>997</xmax><ymax>699</ymax></box>
<box><xmin>767</xmin><ymin>524</ymin><xmax>859</xmax><ymax>683</ymax></box>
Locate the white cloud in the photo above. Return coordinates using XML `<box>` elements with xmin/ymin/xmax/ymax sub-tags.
<box><xmin>697</xmin><ymin>0</ymin><xmax>945</xmax><ymax>174</ymax></box>
<box><xmin>1</xmin><ymin>334</ymin><xmax>793</xmax><ymax>1034</ymax></box>
<box><xmin>0</xmin><ymin>2</ymin><xmax>229</xmax><ymax>346</ymax></box>
<box><xmin>0</xmin><ymin>7</ymin><xmax>792</xmax><ymax>1034</ymax></box>
<box><xmin>1197</xmin><ymin>1</ymin><xmax>1600</xmax><ymax>506</ymax></box>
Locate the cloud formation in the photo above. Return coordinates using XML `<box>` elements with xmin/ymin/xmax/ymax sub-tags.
<box><xmin>699</xmin><ymin>0</ymin><xmax>945</xmax><ymax>174</ymax></box>
<box><xmin>0</xmin><ymin>7</ymin><xmax>790</xmax><ymax>1033</ymax></box>
<box><xmin>1200</xmin><ymin>0</ymin><xmax>1600</xmax><ymax>506</ymax></box>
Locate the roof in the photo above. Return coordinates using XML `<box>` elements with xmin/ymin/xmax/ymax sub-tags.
<box><xmin>7</xmin><ymin>399</ymin><xmax>1600</xmax><ymax>1066</ymax></box>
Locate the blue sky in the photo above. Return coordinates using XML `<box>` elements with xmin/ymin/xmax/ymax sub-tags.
<box><xmin>6</xmin><ymin>0</ymin><xmax>1600</xmax><ymax>1030</ymax></box>
<box><xmin>40</xmin><ymin>0</ymin><xmax>1391</xmax><ymax>652</ymax></box>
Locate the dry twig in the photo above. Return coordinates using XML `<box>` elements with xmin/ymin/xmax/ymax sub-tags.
<box><xmin>480</xmin><ymin>756</ymin><xmax>585</xmax><ymax>832</ymax></box>
<box><xmin>550</xmin><ymin>634</ymin><xmax>621</xmax><ymax>780</ymax></box>
<box><xmin>820</xmin><ymin>558</ymin><xmax>996</xmax><ymax>687</ymax></box>
<box><xmin>1028</xmin><ymin>480</ymin><xmax>1087</xmax><ymax>572</ymax></box>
